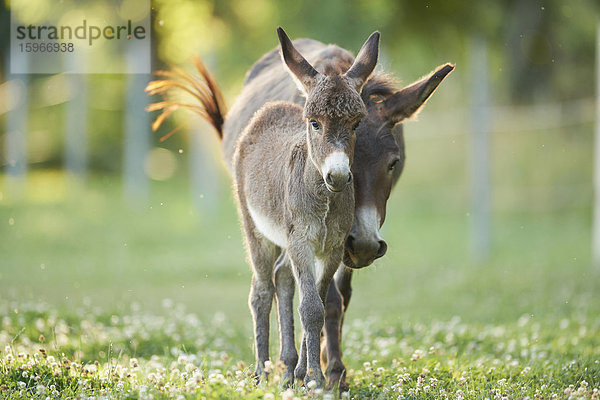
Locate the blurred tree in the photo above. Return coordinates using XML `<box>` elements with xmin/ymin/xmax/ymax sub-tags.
<box><xmin>1</xmin><ymin>0</ymin><xmax>599</xmax><ymax>171</ymax></box>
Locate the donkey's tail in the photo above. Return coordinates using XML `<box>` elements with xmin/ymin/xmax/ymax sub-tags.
<box><xmin>145</xmin><ymin>56</ymin><xmax>226</xmax><ymax>141</ymax></box>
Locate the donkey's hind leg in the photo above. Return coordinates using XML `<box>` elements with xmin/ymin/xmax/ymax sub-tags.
<box><xmin>241</xmin><ymin>215</ymin><xmax>279</xmax><ymax>382</ymax></box>
<box><xmin>295</xmin><ymin>332</ymin><xmax>308</xmax><ymax>382</ymax></box>
<box><xmin>274</xmin><ymin>252</ymin><xmax>298</xmax><ymax>386</ymax></box>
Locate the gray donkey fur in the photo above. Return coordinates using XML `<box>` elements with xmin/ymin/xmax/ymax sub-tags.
<box><xmin>225</xmin><ymin>40</ymin><xmax>453</xmax><ymax>388</ymax></box>
<box><xmin>232</xmin><ymin>28</ymin><xmax>379</xmax><ymax>386</ymax></box>
<box><xmin>147</xmin><ymin>29</ymin><xmax>452</xmax><ymax>390</ymax></box>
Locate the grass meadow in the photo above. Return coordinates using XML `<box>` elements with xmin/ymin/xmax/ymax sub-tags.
<box><xmin>1</xmin><ymin>120</ymin><xmax>599</xmax><ymax>398</ymax></box>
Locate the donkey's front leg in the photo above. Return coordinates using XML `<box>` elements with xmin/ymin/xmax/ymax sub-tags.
<box><xmin>288</xmin><ymin>242</ymin><xmax>326</xmax><ymax>387</ymax></box>
<box><xmin>274</xmin><ymin>252</ymin><xmax>298</xmax><ymax>386</ymax></box>
<box><xmin>323</xmin><ymin>278</ymin><xmax>348</xmax><ymax>391</ymax></box>
<box><xmin>322</xmin><ymin>266</ymin><xmax>354</xmax><ymax>390</ymax></box>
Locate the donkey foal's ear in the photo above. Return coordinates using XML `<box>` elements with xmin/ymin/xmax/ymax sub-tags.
<box><xmin>345</xmin><ymin>31</ymin><xmax>380</xmax><ymax>93</ymax></box>
<box><xmin>277</xmin><ymin>27</ymin><xmax>320</xmax><ymax>95</ymax></box>
<box><xmin>383</xmin><ymin>63</ymin><xmax>454</xmax><ymax>125</ymax></box>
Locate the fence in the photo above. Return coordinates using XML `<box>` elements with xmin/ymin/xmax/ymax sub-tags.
<box><xmin>1</xmin><ymin>32</ymin><xmax>599</xmax><ymax>263</ymax></box>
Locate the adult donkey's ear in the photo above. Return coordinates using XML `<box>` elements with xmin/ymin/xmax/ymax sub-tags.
<box><xmin>278</xmin><ymin>27</ymin><xmax>320</xmax><ymax>95</ymax></box>
<box><xmin>345</xmin><ymin>31</ymin><xmax>380</xmax><ymax>93</ymax></box>
<box><xmin>383</xmin><ymin>63</ymin><xmax>455</xmax><ymax>125</ymax></box>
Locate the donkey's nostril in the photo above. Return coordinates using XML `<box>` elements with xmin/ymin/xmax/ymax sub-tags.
<box><xmin>326</xmin><ymin>172</ymin><xmax>334</xmax><ymax>186</ymax></box>
<box><xmin>347</xmin><ymin>172</ymin><xmax>353</xmax><ymax>184</ymax></box>
<box><xmin>346</xmin><ymin>235</ymin><xmax>355</xmax><ymax>252</ymax></box>
<box><xmin>375</xmin><ymin>240</ymin><xmax>387</xmax><ymax>259</ymax></box>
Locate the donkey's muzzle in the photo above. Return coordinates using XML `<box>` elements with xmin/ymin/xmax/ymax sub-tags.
<box><xmin>325</xmin><ymin>171</ymin><xmax>353</xmax><ymax>193</ymax></box>
<box><xmin>345</xmin><ymin>234</ymin><xmax>387</xmax><ymax>268</ymax></box>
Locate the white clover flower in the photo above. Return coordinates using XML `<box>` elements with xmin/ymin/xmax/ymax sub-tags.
<box><xmin>185</xmin><ymin>363</ymin><xmax>195</xmax><ymax>374</ymax></box>
<box><xmin>307</xmin><ymin>380</ymin><xmax>317</xmax><ymax>390</ymax></box>
<box><xmin>263</xmin><ymin>360</ymin><xmax>273</xmax><ymax>373</ymax></box>
<box><xmin>264</xmin><ymin>393</ymin><xmax>275</xmax><ymax>400</ymax></box>
<box><xmin>410</xmin><ymin>349</ymin><xmax>425</xmax><ymax>361</ymax></box>
<box><xmin>280</xmin><ymin>388</ymin><xmax>294</xmax><ymax>400</ymax></box>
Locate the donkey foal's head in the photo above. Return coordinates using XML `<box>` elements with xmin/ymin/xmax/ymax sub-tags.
<box><xmin>277</xmin><ymin>28</ymin><xmax>379</xmax><ymax>193</ymax></box>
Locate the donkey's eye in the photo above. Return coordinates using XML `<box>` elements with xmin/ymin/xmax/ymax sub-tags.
<box><xmin>369</xmin><ymin>94</ymin><xmax>385</xmax><ymax>104</ymax></box>
<box><xmin>352</xmin><ymin>121</ymin><xmax>361</xmax><ymax>131</ymax></box>
<box><xmin>388</xmin><ymin>159</ymin><xmax>400</xmax><ymax>172</ymax></box>
<box><xmin>310</xmin><ymin>120</ymin><xmax>321</xmax><ymax>130</ymax></box>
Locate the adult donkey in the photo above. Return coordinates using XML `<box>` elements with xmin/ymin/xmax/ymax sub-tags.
<box><xmin>147</xmin><ymin>31</ymin><xmax>452</xmax><ymax>388</ymax></box>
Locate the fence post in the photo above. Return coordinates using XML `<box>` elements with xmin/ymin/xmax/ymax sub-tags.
<box><xmin>469</xmin><ymin>36</ymin><xmax>491</xmax><ymax>261</ymax></box>
<box><xmin>593</xmin><ymin>23</ymin><xmax>600</xmax><ymax>268</ymax></box>
<box><xmin>4</xmin><ymin>53</ymin><xmax>28</xmax><ymax>197</ymax></box>
<box><xmin>64</xmin><ymin>68</ymin><xmax>88</xmax><ymax>183</ymax></box>
<box><xmin>123</xmin><ymin>48</ymin><xmax>150</xmax><ymax>205</ymax></box>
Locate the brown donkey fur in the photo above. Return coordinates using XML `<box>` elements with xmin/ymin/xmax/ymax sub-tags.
<box><xmin>147</xmin><ymin>31</ymin><xmax>453</xmax><ymax>389</ymax></box>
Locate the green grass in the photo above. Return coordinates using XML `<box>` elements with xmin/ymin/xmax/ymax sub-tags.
<box><xmin>0</xmin><ymin>296</ymin><xmax>598</xmax><ymax>399</ymax></box>
<box><xmin>1</xmin><ymin>121</ymin><xmax>599</xmax><ymax>398</ymax></box>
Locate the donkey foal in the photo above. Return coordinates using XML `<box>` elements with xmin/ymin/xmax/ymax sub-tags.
<box><xmin>232</xmin><ymin>28</ymin><xmax>379</xmax><ymax>387</ymax></box>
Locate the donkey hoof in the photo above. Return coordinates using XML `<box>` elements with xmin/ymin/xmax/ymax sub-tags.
<box><xmin>304</xmin><ymin>372</ymin><xmax>325</xmax><ymax>389</ymax></box>
<box><xmin>327</xmin><ymin>371</ymin><xmax>349</xmax><ymax>392</ymax></box>
<box><xmin>326</xmin><ymin>365</ymin><xmax>347</xmax><ymax>390</ymax></box>
<box><xmin>294</xmin><ymin>365</ymin><xmax>306</xmax><ymax>382</ymax></box>
<box><xmin>253</xmin><ymin>368</ymin><xmax>269</xmax><ymax>385</ymax></box>
<box><xmin>281</xmin><ymin>370</ymin><xmax>294</xmax><ymax>388</ymax></box>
